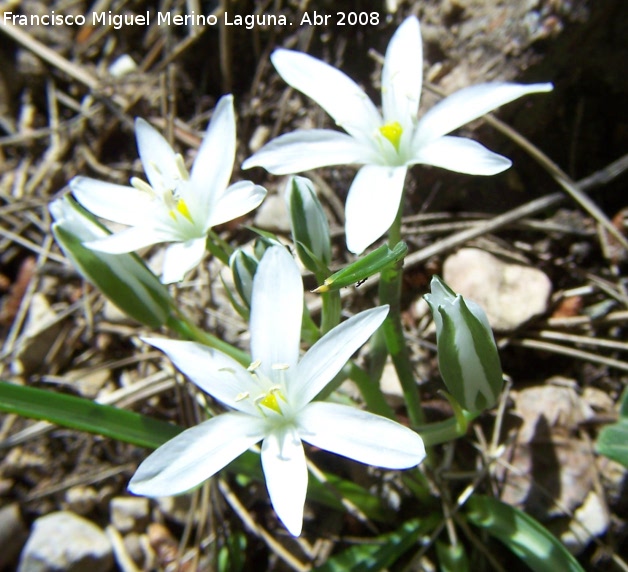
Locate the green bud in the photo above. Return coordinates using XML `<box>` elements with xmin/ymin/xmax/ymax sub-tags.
<box><xmin>424</xmin><ymin>275</ymin><xmax>503</xmax><ymax>413</ymax></box>
<box><xmin>229</xmin><ymin>248</ymin><xmax>258</xmax><ymax>310</ymax></box>
<box><xmin>50</xmin><ymin>197</ymin><xmax>172</xmax><ymax>328</ymax></box>
<box><xmin>286</xmin><ymin>176</ymin><xmax>331</xmax><ymax>275</ymax></box>
<box><xmin>314</xmin><ymin>242</ymin><xmax>408</xmax><ymax>292</ymax></box>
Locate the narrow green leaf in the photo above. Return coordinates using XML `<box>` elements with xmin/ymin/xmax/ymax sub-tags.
<box><xmin>313</xmin><ymin>516</ymin><xmax>438</xmax><ymax>572</ymax></box>
<box><xmin>465</xmin><ymin>496</ymin><xmax>585</xmax><ymax>572</ymax></box>
<box><xmin>314</xmin><ymin>242</ymin><xmax>408</xmax><ymax>293</ymax></box>
<box><xmin>0</xmin><ymin>381</ymin><xmax>180</xmax><ymax>449</ymax></box>
<box><xmin>596</xmin><ymin>387</ymin><xmax>628</xmax><ymax>467</ymax></box>
<box><xmin>436</xmin><ymin>540</ymin><xmax>470</xmax><ymax>572</ymax></box>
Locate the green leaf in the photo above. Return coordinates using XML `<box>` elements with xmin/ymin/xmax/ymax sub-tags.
<box><xmin>314</xmin><ymin>242</ymin><xmax>408</xmax><ymax>293</ymax></box>
<box><xmin>436</xmin><ymin>541</ymin><xmax>470</xmax><ymax>572</ymax></box>
<box><xmin>51</xmin><ymin>197</ymin><xmax>173</xmax><ymax>328</ymax></box>
<box><xmin>596</xmin><ymin>386</ymin><xmax>628</xmax><ymax>467</ymax></box>
<box><xmin>465</xmin><ymin>496</ymin><xmax>585</xmax><ymax>572</ymax></box>
<box><xmin>0</xmin><ymin>381</ymin><xmax>181</xmax><ymax>449</ymax></box>
<box><xmin>313</xmin><ymin>516</ymin><xmax>438</xmax><ymax>572</ymax></box>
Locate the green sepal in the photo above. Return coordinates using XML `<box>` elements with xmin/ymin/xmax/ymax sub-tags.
<box><xmin>315</xmin><ymin>242</ymin><xmax>408</xmax><ymax>293</ymax></box>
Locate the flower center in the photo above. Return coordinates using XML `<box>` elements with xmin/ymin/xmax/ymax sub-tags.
<box><xmin>257</xmin><ymin>388</ymin><xmax>285</xmax><ymax>414</ymax></box>
<box><xmin>379</xmin><ymin>121</ymin><xmax>403</xmax><ymax>151</ymax></box>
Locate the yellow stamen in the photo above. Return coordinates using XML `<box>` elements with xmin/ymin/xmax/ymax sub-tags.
<box><xmin>379</xmin><ymin>121</ymin><xmax>403</xmax><ymax>151</ymax></box>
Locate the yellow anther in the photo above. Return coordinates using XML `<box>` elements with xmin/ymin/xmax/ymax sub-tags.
<box><xmin>379</xmin><ymin>121</ymin><xmax>403</xmax><ymax>151</ymax></box>
<box><xmin>235</xmin><ymin>391</ymin><xmax>250</xmax><ymax>402</ymax></box>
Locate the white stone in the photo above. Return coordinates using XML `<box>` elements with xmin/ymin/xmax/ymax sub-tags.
<box><xmin>110</xmin><ymin>496</ymin><xmax>150</xmax><ymax>534</ymax></box>
<box><xmin>18</xmin><ymin>511</ymin><xmax>113</xmax><ymax>572</ymax></box>
<box><xmin>442</xmin><ymin>248</ymin><xmax>552</xmax><ymax>331</ymax></box>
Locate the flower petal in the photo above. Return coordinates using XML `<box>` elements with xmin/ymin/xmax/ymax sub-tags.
<box><xmin>141</xmin><ymin>338</ymin><xmax>261</xmax><ymax>415</ymax></box>
<box><xmin>189</xmin><ymin>95</ymin><xmax>237</xmax><ymax>215</ymax></box>
<box><xmin>208</xmin><ymin>181</ymin><xmax>267</xmax><ymax>228</ymax></box>
<box><xmin>70</xmin><ymin>176</ymin><xmax>156</xmax><ymax>226</ymax></box>
<box><xmin>135</xmin><ymin>118</ymin><xmax>181</xmax><ymax>191</ymax></box>
<box><xmin>261</xmin><ymin>428</ymin><xmax>307</xmax><ymax>536</ymax></box>
<box><xmin>344</xmin><ymin>165</ymin><xmax>407</xmax><ymax>254</ymax></box>
<box><xmin>128</xmin><ymin>413</ymin><xmax>265</xmax><ymax>497</ymax></box>
<box><xmin>299</xmin><ymin>402</ymin><xmax>426</xmax><ymax>469</ymax></box>
<box><xmin>291</xmin><ymin>306</ymin><xmax>389</xmax><ymax>408</ymax></box>
<box><xmin>250</xmin><ymin>246</ymin><xmax>303</xmax><ymax>372</ymax></box>
<box><xmin>382</xmin><ymin>16</ymin><xmax>423</xmax><ymax>127</ymax></box>
<box><xmin>413</xmin><ymin>136</ymin><xmax>512</xmax><ymax>175</ymax></box>
<box><xmin>242</xmin><ymin>129</ymin><xmax>373</xmax><ymax>175</ymax></box>
<box><xmin>271</xmin><ymin>49</ymin><xmax>382</xmax><ymax>140</ymax></box>
<box><xmin>415</xmin><ymin>82</ymin><xmax>553</xmax><ymax>144</ymax></box>
<box><xmin>161</xmin><ymin>238</ymin><xmax>206</xmax><ymax>283</ymax></box>
<box><xmin>84</xmin><ymin>225</ymin><xmax>167</xmax><ymax>253</ymax></box>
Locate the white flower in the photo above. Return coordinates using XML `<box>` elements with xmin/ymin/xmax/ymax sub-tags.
<box><xmin>129</xmin><ymin>246</ymin><xmax>425</xmax><ymax>536</ymax></box>
<box><xmin>70</xmin><ymin>95</ymin><xmax>266</xmax><ymax>283</ymax></box>
<box><xmin>242</xmin><ymin>16</ymin><xmax>553</xmax><ymax>254</ymax></box>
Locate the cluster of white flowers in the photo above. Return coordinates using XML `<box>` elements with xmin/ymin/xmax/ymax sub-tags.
<box><xmin>55</xmin><ymin>15</ymin><xmax>552</xmax><ymax>537</ymax></box>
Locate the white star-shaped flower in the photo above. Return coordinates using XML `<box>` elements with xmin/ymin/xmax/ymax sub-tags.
<box><xmin>129</xmin><ymin>246</ymin><xmax>425</xmax><ymax>536</ymax></box>
<box><xmin>243</xmin><ymin>16</ymin><xmax>552</xmax><ymax>254</ymax></box>
<box><xmin>71</xmin><ymin>95</ymin><xmax>266</xmax><ymax>283</ymax></box>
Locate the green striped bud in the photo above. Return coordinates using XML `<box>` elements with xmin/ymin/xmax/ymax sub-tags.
<box><xmin>286</xmin><ymin>176</ymin><xmax>331</xmax><ymax>275</ymax></box>
<box><xmin>50</xmin><ymin>197</ymin><xmax>172</xmax><ymax>328</ymax></box>
<box><xmin>424</xmin><ymin>276</ymin><xmax>503</xmax><ymax>413</ymax></box>
<box><xmin>229</xmin><ymin>248</ymin><xmax>258</xmax><ymax>310</ymax></box>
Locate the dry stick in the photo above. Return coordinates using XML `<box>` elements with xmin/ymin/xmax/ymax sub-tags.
<box><xmin>0</xmin><ymin>21</ymin><xmax>127</xmax><ymax>109</ymax></box>
<box><xmin>483</xmin><ymin>113</ymin><xmax>628</xmax><ymax>252</ymax></box>
<box><xmin>404</xmin><ymin>153</ymin><xmax>628</xmax><ymax>270</ymax></box>
<box><xmin>510</xmin><ymin>338</ymin><xmax>628</xmax><ymax>372</ymax></box>
<box><xmin>217</xmin><ymin>479</ymin><xmax>310</xmax><ymax>572</ymax></box>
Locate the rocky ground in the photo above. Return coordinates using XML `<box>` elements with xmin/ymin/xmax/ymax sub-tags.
<box><xmin>0</xmin><ymin>0</ymin><xmax>627</xmax><ymax>570</ymax></box>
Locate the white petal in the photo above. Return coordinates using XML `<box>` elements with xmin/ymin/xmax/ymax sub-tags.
<box><xmin>291</xmin><ymin>306</ymin><xmax>389</xmax><ymax>408</ymax></box>
<box><xmin>382</xmin><ymin>16</ymin><xmax>423</xmax><ymax>126</ymax></box>
<box><xmin>161</xmin><ymin>238</ymin><xmax>206</xmax><ymax>283</ymax></box>
<box><xmin>415</xmin><ymin>82</ymin><xmax>553</xmax><ymax>144</ymax></box>
<box><xmin>344</xmin><ymin>165</ymin><xmax>407</xmax><ymax>254</ymax></box>
<box><xmin>271</xmin><ymin>49</ymin><xmax>382</xmax><ymax>140</ymax></box>
<box><xmin>84</xmin><ymin>225</ymin><xmax>167</xmax><ymax>253</ymax></box>
<box><xmin>128</xmin><ymin>413</ymin><xmax>265</xmax><ymax>497</ymax></box>
<box><xmin>135</xmin><ymin>118</ymin><xmax>180</xmax><ymax>191</ymax></box>
<box><xmin>190</xmin><ymin>95</ymin><xmax>237</xmax><ymax>215</ymax></box>
<box><xmin>250</xmin><ymin>246</ymin><xmax>303</xmax><ymax>372</ymax></box>
<box><xmin>242</xmin><ymin>130</ymin><xmax>372</xmax><ymax>175</ymax></box>
<box><xmin>299</xmin><ymin>402</ymin><xmax>426</xmax><ymax>469</ymax></box>
<box><xmin>261</xmin><ymin>428</ymin><xmax>307</xmax><ymax>536</ymax></box>
<box><xmin>70</xmin><ymin>176</ymin><xmax>156</xmax><ymax>226</ymax></box>
<box><xmin>413</xmin><ymin>136</ymin><xmax>512</xmax><ymax>175</ymax></box>
<box><xmin>208</xmin><ymin>181</ymin><xmax>267</xmax><ymax>227</ymax></box>
<box><xmin>141</xmin><ymin>338</ymin><xmax>261</xmax><ymax>415</ymax></box>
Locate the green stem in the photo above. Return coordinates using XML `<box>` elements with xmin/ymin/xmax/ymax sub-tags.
<box><xmin>320</xmin><ymin>290</ymin><xmax>341</xmax><ymax>334</ymax></box>
<box><xmin>349</xmin><ymin>363</ymin><xmax>396</xmax><ymax>420</ymax></box>
<box><xmin>167</xmin><ymin>314</ymin><xmax>250</xmax><ymax>366</ymax></box>
<box><xmin>378</xmin><ymin>205</ymin><xmax>425</xmax><ymax>427</ymax></box>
